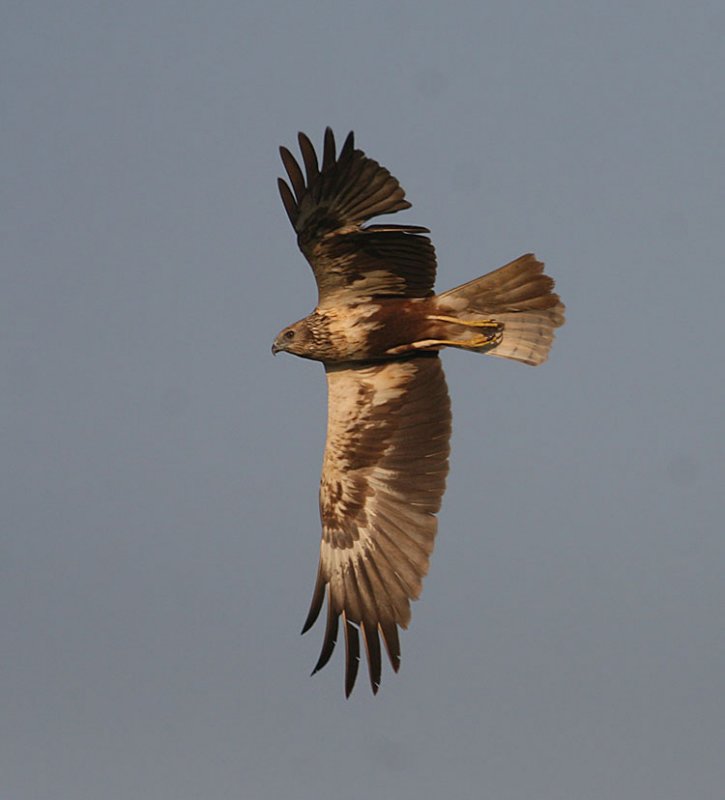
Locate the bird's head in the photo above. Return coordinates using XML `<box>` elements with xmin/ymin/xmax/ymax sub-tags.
<box><xmin>271</xmin><ymin>318</ymin><xmax>317</xmax><ymax>358</ymax></box>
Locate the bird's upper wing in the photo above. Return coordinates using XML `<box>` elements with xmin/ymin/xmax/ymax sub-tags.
<box><xmin>302</xmin><ymin>355</ymin><xmax>451</xmax><ymax>696</ymax></box>
<box><xmin>278</xmin><ymin>128</ymin><xmax>437</xmax><ymax>307</ymax></box>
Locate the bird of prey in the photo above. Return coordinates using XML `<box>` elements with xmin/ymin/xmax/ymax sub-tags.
<box><xmin>272</xmin><ymin>128</ymin><xmax>564</xmax><ymax>696</ymax></box>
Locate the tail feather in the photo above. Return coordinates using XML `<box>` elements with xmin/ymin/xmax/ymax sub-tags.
<box><xmin>435</xmin><ymin>254</ymin><xmax>564</xmax><ymax>366</ymax></box>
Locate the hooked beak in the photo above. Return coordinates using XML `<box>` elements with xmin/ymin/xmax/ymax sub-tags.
<box><xmin>271</xmin><ymin>342</ymin><xmax>281</xmax><ymax>355</ymax></box>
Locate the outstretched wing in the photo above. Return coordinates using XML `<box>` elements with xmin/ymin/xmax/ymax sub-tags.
<box><xmin>278</xmin><ymin>128</ymin><xmax>438</xmax><ymax>307</ymax></box>
<box><xmin>302</xmin><ymin>355</ymin><xmax>451</xmax><ymax>696</ymax></box>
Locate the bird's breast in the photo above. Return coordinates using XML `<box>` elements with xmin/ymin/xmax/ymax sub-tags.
<box><xmin>315</xmin><ymin>299</ymin><xmax>433</xmax><ymax>363</ymax></box>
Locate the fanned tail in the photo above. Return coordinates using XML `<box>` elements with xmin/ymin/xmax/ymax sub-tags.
<box><xmin>434</xmin><ymin>254</ymin><xmax>565</xmax><ymax>366</ymax></box>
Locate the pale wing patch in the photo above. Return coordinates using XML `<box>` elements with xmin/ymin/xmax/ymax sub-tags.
<box><xmin>367</xmin><ymin>360</ymin><xmax>417</xmax><ymax>406</ymax></box>
<box><xmin>322</xmin><ymin>304</ymin><xmax>385</xmax><ymax>360</ymax></box>
<box><xmin>303</xmin><ymin>356</ymin><xmax>451</xmax><ymax>696</ymax></box>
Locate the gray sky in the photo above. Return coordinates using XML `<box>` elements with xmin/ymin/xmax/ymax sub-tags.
<box><xmin>3</xmin><ymin>1</ymin><xmax>724</xmax><ymax>798</ymax></box>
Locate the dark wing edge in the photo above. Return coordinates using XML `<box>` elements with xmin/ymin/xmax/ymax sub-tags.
<box><xmin>278</xmin><ymin>129</ymin><xmax>438</xmax><ymax>304</ymax></box>
<box><xmin>303</xmin><ymin>356</ymin><xmax>451</xmax><ymax>696</ymax></box>
<box><xmin>278</xmin><ymin>128</ymin><xmax>413</xmax><ymax>237</ymax></box>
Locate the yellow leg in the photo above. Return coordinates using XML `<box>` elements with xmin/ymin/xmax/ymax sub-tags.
<box><xmin>434</xmin><ymin>332</ymin><xmax>503</xmax><ymax>349</ymax></box>
<box><xmin>426</xmin><ymin>314</ymin><xmax>501</xmax><ymax>330</ymax></box>
<box><xmin>386</xmin><ymin>332</ymin><xmax>503</xmax><ymax>354</ymax></box>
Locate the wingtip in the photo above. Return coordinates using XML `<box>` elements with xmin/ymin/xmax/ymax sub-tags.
<box><xmin>340</xmin><ymin>130</ymin><xmax>355</xmax><ymax>158</ymax></box>
<box><xmin>311</xmin><ymin>649</ymin><xmax>332</xmax><ymax>676</ymax></box>
<box><xmin>277</xmin><ymin>177</ymin><xmax>298</xmax><ymax>226</ymax></box>
<box><xmin>296</xmin><ymin>131</ymin><xmax>311</xmax><ymax>154</ymax></box>
<box><xmin>322</xmin><ymin>127</ymin><xmax>336</xmax><ymax>169</ymax></box>
<box><xmin>321</xmin><ymin>126</ymin><xmax>353</xmax><ymax>143</ymax></box>
<box><xmin>342</xmin><ymin>613</ymin><xmax>361</xmax><ymax>697</ymax></box>
<box><xmin>300</xmin><ymin>605</ymin><xmax>318</xmax><ymax>635</ymax></box>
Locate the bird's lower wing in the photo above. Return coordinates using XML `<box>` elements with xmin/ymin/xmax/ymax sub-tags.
<box><xmin>302</xmin><ymin>355</ymin><xmax>451</xmax><ymax>696</ymax></box>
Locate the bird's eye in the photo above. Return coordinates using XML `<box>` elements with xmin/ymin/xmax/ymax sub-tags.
<box><xmin>284</xmin><ymin>329</ymin><xmax>296</xmax><ymax>340</ymax></box>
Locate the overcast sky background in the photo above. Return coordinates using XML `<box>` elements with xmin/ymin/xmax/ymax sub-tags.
<box><xmin>3</xmin><ymin>2</ymin><xmax>724</xmax><ymax>798</ymax></box>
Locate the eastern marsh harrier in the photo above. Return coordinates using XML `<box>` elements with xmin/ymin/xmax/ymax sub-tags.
<box><xmin>272</xmin><ymin>129</ymin><xmax>564</xmax><ymax>696</ymax></box>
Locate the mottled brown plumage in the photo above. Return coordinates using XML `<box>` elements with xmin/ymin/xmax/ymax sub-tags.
<box><xmin>272</xmin><ymin>128</ymin><xmax>565</xmax><ymax>696</ymax></box>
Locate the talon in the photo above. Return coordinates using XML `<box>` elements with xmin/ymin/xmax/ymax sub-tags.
<box><xmin>470</xmin><ymin>331</ymin><xmax>503</xmax><ymax>348</ymax></box>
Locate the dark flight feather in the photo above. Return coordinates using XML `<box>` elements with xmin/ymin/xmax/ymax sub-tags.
<box><xmin>278</xmin><ymin>128</ymin><xmax>436</xmax><ymax>306</ymax></box>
